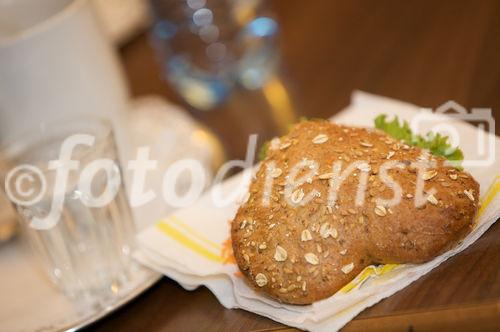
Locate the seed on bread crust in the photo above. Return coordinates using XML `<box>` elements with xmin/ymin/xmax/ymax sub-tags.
<box><xmin>255</xmin><ymin>273</ymin><xmax>268</xmax><ymax>287</ymax></box>
<box><xmin>301</xmin><ymin>229</ymin><xmax>313</xmax><ymax>241</ymax></box>
<box><xmin>427</xmin><ymin>194</ymin><xmax>438</xmax><ymax>205</ymax></box>
<box><xmin>305</xmin><ymin>253</ymin><xmax>319</xmax><ymax>265</ymax></box>
<box><xmin>464</xmin><ymin>189</ymin><xmax>475</xmax><ymax>201</ymax></box>
<box><xmin>312</xmin><ymin>134</ymin><xmax>329</xmax><ymax>144</ymax></box>
<box><xmin>374</xmin><ymin>205</ymin><xmax>387</xmax><ymax>217</ymax></box>
<box><xmin>274</xmin><ymin>245</ymin><xmax>287</xmax><ymax>262</ymax></box>
<box><xmin>341</xmin><ymin>263</ymin><xmax>355</xmax><ymax>274</ymax></box>
<box><xmin>270</xmin><ymin>168</ymin><xmax>283</xmax><ymax>178</ymax></box>
<box><xmin>319</xmin><ymin>223</ymin><xmax>331</xmax><ymax>238</ymax></box>
<box><xmin>291</xmin><ymin>188</ymin><xmax>305</xmax><ymax>204</ymax></box>
<box><xmin>279</xmin><ymin>141</ymin><xmax>291</xmax><ymax>150</ymax></box>
<box><xmin>318</xmin><ymin>172</ymin><xmax>334</xmax><ymax>180</ymax></box>
<box><xmin>423</xmin><ymin>170</ymin><xmax>438</xmax><ymax>180</ymax></box>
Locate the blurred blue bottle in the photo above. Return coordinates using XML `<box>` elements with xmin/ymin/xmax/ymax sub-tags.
<box><xmin>150</xmin><ymin>0</ymin><xmax>279</xmax><ymax>111</ymax></box>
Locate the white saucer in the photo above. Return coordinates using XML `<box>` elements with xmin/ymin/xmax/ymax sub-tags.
<box><xmin>0</xmin><ymin>237</ymin><xmax>161</xmax><ymax>332</ymax></box>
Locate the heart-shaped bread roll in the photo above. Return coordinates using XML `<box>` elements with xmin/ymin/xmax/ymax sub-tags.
<box><xmin>231</xmin><ymin>120</ymin><xmax>479</xmax><ymax>304</ymax></box>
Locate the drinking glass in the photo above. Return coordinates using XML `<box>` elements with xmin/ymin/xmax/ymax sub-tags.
<box><xmin>1</xmin><ymin>117</ymin><xmax>136</xmax><ymax>308</ymax></box>
<box><xmin>150</xmin><ymin>0</ymin><xmax>279</xmax><ymax>110</ymax></box>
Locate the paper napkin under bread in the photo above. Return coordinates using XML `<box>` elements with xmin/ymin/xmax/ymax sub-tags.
<box><xmin>134</xmin><ymin>92</ymin><xmax>500</xmax><ymax>332</ymax></box>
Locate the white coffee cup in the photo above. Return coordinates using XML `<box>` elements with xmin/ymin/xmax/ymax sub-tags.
<box><xmin>0</xmin><ymin>0</ymin><xmax>131</xmax><ymax>241</ymax></box>
<box><xmin>0</xmin><ymin>0</ymin><xmax>129</xmax><ymax>143</ymax></box>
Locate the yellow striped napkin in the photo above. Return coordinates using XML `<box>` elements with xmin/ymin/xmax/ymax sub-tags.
<box><xmin>135</xmin><ymin>92</ymin><xmax>500</xmax><ymax>332</ymax></box>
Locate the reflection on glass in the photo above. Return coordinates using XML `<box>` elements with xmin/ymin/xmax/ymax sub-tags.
<box><xmin>150</xmin><ymin>0</ymin><xmax>279</xmax><ymax>110</ymax></box>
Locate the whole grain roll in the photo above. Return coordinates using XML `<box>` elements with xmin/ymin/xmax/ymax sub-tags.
<box><xmin>231</xmin><ymin>120</ymin><xmax>479</xmax><ymax>304</ymax></box>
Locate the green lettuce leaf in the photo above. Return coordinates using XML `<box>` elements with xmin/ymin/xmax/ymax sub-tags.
<box><xmin>258</xmin><ymin>141</ymin><xmax>270</xmax><ymax>161</ymax></box>
<box><xmin>374</xmin><ymin>114</ymin><xmax>464</xmax><ymax>165</ymax></box>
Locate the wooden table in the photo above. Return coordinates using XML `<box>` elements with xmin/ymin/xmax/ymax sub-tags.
<box><xmin>93</xmin><ymin>1</ymin><xmax>500</xmax><ymax>331</ymax></box>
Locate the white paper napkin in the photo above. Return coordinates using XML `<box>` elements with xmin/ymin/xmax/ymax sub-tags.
<box><xmin>134</xmin><ymin>91</ymin><xmax>500</xmax><ymax>331</ymax></box>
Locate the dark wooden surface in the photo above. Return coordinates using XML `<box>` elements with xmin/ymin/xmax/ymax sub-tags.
<box><xmin>92</xmin><ymin>1</ymin><xmax>500</xmax><ymax>331</ymax></box>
